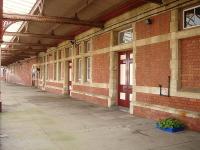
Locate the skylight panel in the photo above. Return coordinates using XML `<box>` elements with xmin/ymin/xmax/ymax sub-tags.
<box><xmin>1</xmin><ymin>0</ymin><xmax>37</xmax><ymax>48</ymax></box>
<box><xmin>3</xmin><ymin>0</ymin><xmax>37</xmax><ymax>14</ymax></box>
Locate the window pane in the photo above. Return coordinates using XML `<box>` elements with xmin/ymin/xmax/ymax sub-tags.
<box><xmin>54</xmin><ymin>51</ymin><xmax>57</xmax><ymax>60</ymax></box>
<box><xmin>69</xmin><ymin>62</ymin><xmax>72</xmax><ymax>67</ymax></box>
<box><xmin>76</xmin><ymin>44</ymin><xmax>81</xmax><ymax>55</ymax></box>
<box><xmin>120</xmin><ymin>64</ymin><xmax>126</xmax><ymax>85</ymax></box>
<box><xmin>69</xmin><ymin>47</ymin><xmax>72</xmax><ymax>56</ymax></box>
<box><xmin>66</xmin><ymin>47</ymin><xmax>72</xmax><ymax>57</ymax></box>
<box><xmin>54</xmin><ymin>63</ymin><xmax>57</xmax><ymax>80</ymax></box>
<box><xmin>65</xmin><ymin>48</ymin><xmax>69</xmax><ymax>58</ymax></box>
<box><xmin>184</xmin><ymin>6</ymin><xmax>200</xmax><ymax>28</ymax></box>
<box><xmin>78</xmin><ymin>45</ymin><xmax>81</xmax><ymax>54</ymax></box>
<box><xmin>120</xmin><ymin>92</ymin><xmax>126</xmax><ymax>100</ymax></box>
<box><xmin>85</xmin><ymin>41</ymin><xmax>91</xmax><ymax>53</ymax></box>
<box><xmin>58</xmin><ymin>62</ymin><xmax>61</xmax><ymax>81</ymax></box>
<box><xmin>78</xmin><ymin>59</ymin><xmax>82</xmax><ymax>80</ymax></box>
<box><xmin>120</xmin><ymin>54</ymin><xmax>126</xmax><ymax>60</ymax></box>
<box><xmin>69</xmin><ymin>68</ymin><xmax>72</xmax><ymax>81</ymax></box>
<box><xmin>119</xmin><ymin>29</ymin><xmax>133</xmax><ymax>44</ymax></box>
<box><xmin>58</xmin><ymin>50</ymin><xmax>62</xmax><ymax>59</ymax></box>
<box><xmin>129</xmin><ymin>94</ymin><xmax>132</xmax><ymax>101</ymax></box>
<box><xmin>130</xmin><ymin>53</ymin><xmax>133</xmax><ymax>59</ymax></box>
<box><xmin>86</xmin><ymin>57</ymin><xmax>91</xmax><ymax>80</ymax></box>
<box><xmin>195</xmin><ymin>7</ymin><xmax>200</xmax><ymax>25</ymax></box>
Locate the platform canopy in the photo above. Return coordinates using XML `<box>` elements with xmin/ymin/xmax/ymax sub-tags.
<box><xmin>0</xmin><ymin>0</ymin><xmax>163</xmax><ymax>65</ymax></box>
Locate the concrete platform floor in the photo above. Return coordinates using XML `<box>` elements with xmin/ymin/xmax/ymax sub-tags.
<box><xmin>0</xmin><ymin>82</ymin><xmax>200</xmax><ymax>150</ymax></box>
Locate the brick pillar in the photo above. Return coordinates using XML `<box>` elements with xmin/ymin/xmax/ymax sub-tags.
<box><xmin>130</xmin><ymin>23</ymin><xmax>137</xmax><ymax>114</ymax></box>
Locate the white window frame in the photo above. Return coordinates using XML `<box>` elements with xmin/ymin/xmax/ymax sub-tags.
<box><xmin>183</xmin><ymin>5</ymin><xmax>200</xmax><ymax>29</ymax></box>
<box><xmin>118</xmin><ymin>28</ymin><xmax>133</xmax><ymax>45</ymax></box>
<box><xmin>86</xmin><ymin>57</ymin><xmax>91</xmax><ymax>81</ymax></box>
<box><xmin>85</xmin><ymin>40</ymin><xmax>91</xmax><ymax>53</ymax></box>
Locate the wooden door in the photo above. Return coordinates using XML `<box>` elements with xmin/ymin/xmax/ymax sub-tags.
<box><xmin>118</xmin><ymin>51</ymin><xmax>133</xmax><ymax>107</ymax></box>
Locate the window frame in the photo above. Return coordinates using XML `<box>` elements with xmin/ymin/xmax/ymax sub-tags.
<box><xmin>58</xmin><ymin>61</ymin><xmax>62</xmax><ymax>81</ymax></box>
<box><xmin>118</xmin><ymin>28</ymin><xmax>133</xmax><ymax>45</ymax></box>
<box><xmin>54</xmin><ymin>62</ymin><xmax>57</xmax><ymax>81</ymax></box>
<box><xmin>183</xmin><ymin>5</ymin><xmax>200</xmax><ymax>29</ymax></box>
<box><xmin>65</xmin><ymin>47</ymin><xmax>72</xmax><ymax>58</ymax></box>
<box><xmin>77</xmin><ymin>58</ymin><xmax>82</xmax><ymax>81</ymax></box>
<box><xmin>46</xmin><ymin>64</ymin><xmax>49</xmax><ymax>80</ymax></box>
<box><xmin>85</xmin><ymin>40</ymin><xmax>91</xmax><ymax>53</ymax></box>
<box><xmin>65</xmin><ymin>47</ymin><xmax>69</xmax><ymax>58</ymax></box>
<box><xmin>76</xmin><ymin>44</ymin><xmax>81</xmax><ymax>55</ymax></box>
<box><xmin>58</xmin><ymin>49</ymin><xmax>62</xmax><ymax>60</ymax></box>
<box><xmin>86</xmin><ymin>57</ymin><xmax>91</xmax><ymax>81</ymax></box>
<box><xmin>69</xmin><ymin>46</ymin><xmax>73</xmax><ymax>57</ymax></box>
<box><xmin>54</xmin><ymin>51</ymin><xmax>57</xmax><ymax>61</ymax></box>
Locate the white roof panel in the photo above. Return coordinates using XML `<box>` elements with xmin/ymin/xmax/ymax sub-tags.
<box><xmin>1</xmin><ymin>0</ymin><xmax>37</xmax><ymax>48</ymax></box>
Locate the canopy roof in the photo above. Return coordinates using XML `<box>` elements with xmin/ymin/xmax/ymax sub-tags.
<box><xmin>0</xmin><ymin>0</ymin><xmax>163</xmax><ymax>65</ymax></box>
<box><xmin>2</xmin><ymin>0</ymin><xmax>37</xmax><ymax>48</ymax></box>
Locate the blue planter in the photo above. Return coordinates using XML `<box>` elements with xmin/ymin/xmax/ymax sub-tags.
<box><xmin>156</xmin><ymin>123</ymin><xmax>184</xmax><ymax>133</ymax></box>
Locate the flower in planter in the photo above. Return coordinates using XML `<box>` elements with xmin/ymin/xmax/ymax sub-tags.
<box><xmin>158</xmin><ymin>118</ymin><xmax>184</xmax><ymax>128</ymax></box>
<box><xmin>157</xmin><ymin>118</ymin><xmax>185</xmax><ymax>133</ymax></box>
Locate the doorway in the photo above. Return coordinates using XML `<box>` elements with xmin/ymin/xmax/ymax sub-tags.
<box><xmin>118</xmin><ymin>51</ymin><xmax>133</xmax><ymax>108</ymax></box>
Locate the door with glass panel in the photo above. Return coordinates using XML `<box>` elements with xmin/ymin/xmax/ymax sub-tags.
<box><xmin>118</xmin><ymin>51</ymin><xmax>133</xmax><ymax>107</ymax></box>
<box><xmin>68</xmin><ymin>61</ymin><xmax>72</xmax><ymax>96</ymax></box>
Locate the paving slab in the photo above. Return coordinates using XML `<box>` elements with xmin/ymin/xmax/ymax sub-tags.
<box><xmin>0</xmin><ymin>82</ymin><xmax>200</xmax><ymax>150</ymax></box>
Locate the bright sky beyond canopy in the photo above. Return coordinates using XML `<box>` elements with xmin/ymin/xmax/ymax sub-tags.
<box><xmin>2</xmin><ymin>0</ymin><xmax>37</xmax><ymax>48</ymax></box>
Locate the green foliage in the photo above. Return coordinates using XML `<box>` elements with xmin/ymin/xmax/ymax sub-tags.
<box><xmin>157</xmin><ymin>118</ymin><xmax>184</xmax><ymax>129</ymax></box>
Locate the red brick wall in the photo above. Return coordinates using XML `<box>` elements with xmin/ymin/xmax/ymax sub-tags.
<box><xmin>134</xmin><ymin>11</ymin><xmax>200</xmax><ymax>131</ymax></box>
<box><xmin>61</xmin><ymin>62</ymin><xmax>65</xmax><ymax>80</ymax></box>
<box><xmin>135</xmin><ymin>11</ymin><xmax>170</xmax><ymax>40</ymax></box>
<box><xmin>136</xmin><ymin>93</ymin><xmax>200</xmax><ymax>112</ymax></box>
<box><xmin>134</xmin><ymin>106</ymin><xmax>200</xmax><ymax>131</ymax></box>
<box><xmin>6</xmin><ymin>58</ymin><xmax>37</xmax><ymax>86</ymax></box>
<box><xmin>93</xmin><ymin>32</ymin><xmax>111</xmax><ymax>50</ymax></box>
<box><xmin>46</xmin><ymin>81</ymin><xmax>63</xmax><ymax>88</ymax></box>
<box><xmin>180</xmin><ymin>36</ymin><xmax>200</xmax><ymax>89</ymax></box>
<box><xmin>71</xmin><ymin>92</ymin><xmax>108</xmax><ymax>107</ymax></box>
<box><xmin>92</xmin><ymin>53</ymin><xmax>110</xmax><ymax>83</ymax></box>
<box><xmin>48</xmin><ymin>63</ymin><xmax>53</xmax><ymax>80</ymax></box>
<box><xmin>136</xmin><ymin>41</ymin><xmax>171</xmax><ymax>87</ymax></box>
<box><xmin>73</xmin><ymin>85</ymin><xmax>109</xmax><ymax>96</ymax></box>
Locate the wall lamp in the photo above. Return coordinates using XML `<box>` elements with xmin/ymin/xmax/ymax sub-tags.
<box><xmin>145</xmin><ymin>18</ymin><xmax>152</xmax><ymax>25</ymax></box>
